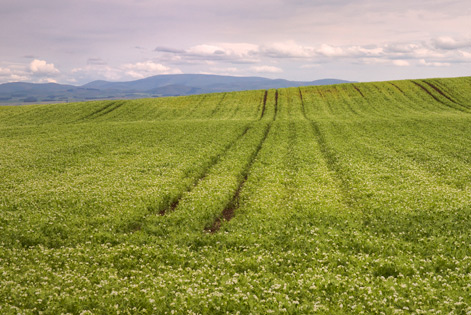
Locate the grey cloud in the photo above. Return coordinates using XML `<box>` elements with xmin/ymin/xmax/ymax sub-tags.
<box><xmin>155</xmin><ymin>43</ymin><xmax>260</xmax><ymax>64</ymax></box>
<box><xmin>87</xmin><ymin>58</ymin><xmax>107</xmax><ymax>66</ymax></box>
<box><xmin>0</xmin><ymin>62</ymin><xmax>45</xmax><ymax>83</ymax></box>
<box><xmin>154</xmin><ymin>47</ymin><xmax>186</xmax><ymax>54</ymax></box>
<box><xmin>154</xmin><ymin>38</ymin><xmax>471</xmax><ymax>67</ymax></box>
<box><xmin>432</xmin><ymin>37</ymin><xmax>471</xmax><ymax>50</ymax></box>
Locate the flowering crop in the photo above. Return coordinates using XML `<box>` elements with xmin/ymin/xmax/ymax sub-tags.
<box><xmin>1</xmin><ymin>77</ymin><xmax>471</xmax><ymax>313</ymax></box>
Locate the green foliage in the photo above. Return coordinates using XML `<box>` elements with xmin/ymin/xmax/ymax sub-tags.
<box><xmin>1</xmin><ymin>78</ymin><xmax>471</xmax><ymax>313</ymax></box>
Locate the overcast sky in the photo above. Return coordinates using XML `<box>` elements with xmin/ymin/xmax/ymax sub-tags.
<box><xmin>1</xmin><ymin>0</ymin><xmax>470</xmax><ymax>85</ymax></box>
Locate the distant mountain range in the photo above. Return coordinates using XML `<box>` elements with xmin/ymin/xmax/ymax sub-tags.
<box><xmin>0</xmin><ymin>74</ymin><xmax>353</xmax><ymax>105</ymax></box>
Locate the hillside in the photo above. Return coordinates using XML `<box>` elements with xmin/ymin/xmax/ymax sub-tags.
<box><xmin>0</xmin><ymin>74</ymin><xmax>352</xmax><ymax>105</ymax></box>
<box><xmin>1</xmin><ymin>77</ymin><xmax>471</xmax><ymax>313</ymax></box>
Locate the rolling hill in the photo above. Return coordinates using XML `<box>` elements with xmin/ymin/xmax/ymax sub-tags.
<box><xmin>1</xmin><ymin>76</ymin><xmax>471</xmax><ymax>313</ymax></box>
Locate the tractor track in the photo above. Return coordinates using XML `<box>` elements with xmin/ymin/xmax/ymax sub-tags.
<box><xmin>206</xmin><ymin>90</ymin><xmax>277</xmax><ymax>233</ymax></box>
<box><xmin>352</xmin><ymin>84</ymin><xmax>365</xmax><ymax>98</ymax></box>
<box><xmin>259</xmin><ymin>90</ymin><xmax>268</xmax><ymax>120</ymax></box>
<box><xmin>78</xmin><ymin>100</ymin><xmax>125</xmax><ymax>121</ymax></box>
<box><xmin>157</xmin><ymin>123</ymin><xmax>253</xmax><ymax>216</ymax></box>
<box><xmin>389</xmin><ymin>82</ymin><xmax>405</xmax><ymax>94</ymax></box>
<box><xmin>298</xmin><ymin>88</ymin><xmax>307</xmax><ymax>120</ymax></box>
<box><xmin>422</xmin><ymin>80</ymin><xmax>465</xmax><ymax>107</ymax></box>
<box><xmin>184</xmin><ymin>95</ymin><xmax>208</xmax><ymax>118</ymax></box>
<box><xmin>412</xmin><ymin>81</ymin><xmax>466</xmax><ymax>112</ymax></box>
<box><xmin>387</xmin><ymin>82</ymin><xmax>431</xmax><ymax>112</ymax></box>
<box><xmin>298</xmin><ymin>88</ymin><xmax>354</xmax><ymax>209</ymax></box>
<box><xmin>209</xmin><ymin>93</ymin><xmax>227</xmax><ymax>117</ymax></box>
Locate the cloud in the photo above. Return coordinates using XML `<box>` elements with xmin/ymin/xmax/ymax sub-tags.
<box><xmin>419</xmin><ymin>59</ymin><xmax>451</xmax><ymax>67</ymax></box>
<box><xmin>151</xmin><ymin>38</ymin><xmax>471</xmax><ymax>78</ymax></box>
<box><xmin>0</xmin><ymin>67</ymin><xmax>16</xmax><ymax>81</ymax></box>
<box><xmin>0</xmin><ymin>60</ymin><xmax>66</xmax><ymax>83</ymax></box>
<box><xmin>72</xmin><ymin>61</ymin><xmax>182</xmax><ymax>82</ymax></box>
<box><xmin>360</xmin><ymin>58</ymin><xmax>410</xmax><ymax>67</ymax></box>
<box><xmin>314</xmin><ymin>44</ymin><xmax>385</xmax><ymax>59</ymax></box>
<box><xmin>208</xmin><ymin>67</ymin><xmax>239</xmax><ymax>73</ymax></box>
<box><xmin>186</xmin><ymin>44</ymin><xmax>225</xmax><ymax>56</ymax></box>
<box><xmin>198</xmin><ymin>67</ymin><xmax>242</xmax><ymax>76</ymax></box>
<box><xmin>300</xmin><ymin>64</ymin><xmax>321</xmax><ymax>69</ymax></box>
<box><xmin>311</xmin><ymin>40</ymin><xmax>471</xmax><ymax>65</ymax></box>
<box><xmin>123</xmin><ymin>61</ymin><xmax>182</xmax><ymax>79</ymax></box>
<box><xmin>261</xmin><ymin>41</ymin><xmax>410</xmax><ymax>60</ymax></box>
<box><xmin>87</xmin><ymin>57</ymin><xmax>107</xmax><ymax>65</ymax></box>
<box><xmin>3</xmin><ymin>34</ymin><xmax>471</xmax><ymax>85</ymax></box>
<box><xmin>155</xmin><ymin>43</ymin><xmax>260</xmax><ymax>64</ymax></box>
<box><xmin>38</xmin><ymin>78</ymin><xmax>58</xmax><ymax>83</ymax></box>
<box><xmin>457</xmin><ymin>50</ymin><xmax>471</xmax><ymax>60</ymax></box>
<box><xmin>251</xmin><ymin>65</ymin><xmax>283</xmax><ymax>73</ymax></box>
<box><xmin>0</xmin><ymin>67</ymin><xmax>14</xmax><ymax>78</ymax></box>
<box><xmin>0</xmin><ymin>64</ymin><xmax>30</xmax><ymax>83</ymax></box>
<box><xmin>432</xmin><ymin>37</ymin><xmax>471</xmax><ymax>50</ymax></box>
<box><xmin>29</xmin><ymin>59</ymin><xmax>60</xmax><ymax>76</ymax></box>
<box><xmin>71</xmin><ymin>65</ymin><xmax>123</xmax><ymax>81</ymax></box>
<box><xmin>392</xmin><ymin>60</ymin><xmax>410</xmax><ymax>66</ymax></box>
<box><xmin>316</xmin><ymin>44</ymin><xmax>345</xmax><ymax>57</ymax></box>
<box><xmin>262</xmin><ymin>41</ymin><xmax>314</xmax><ymax>58</ymax></box>
<box><xmin>154</xmin><ymin>46</ymin><xmax>186</xmax><ymax>54</ymax></box>
<box><xmin>384</xmin><ymin>43</ymin><xmax>422</xmax><ymax>54</ymax></box>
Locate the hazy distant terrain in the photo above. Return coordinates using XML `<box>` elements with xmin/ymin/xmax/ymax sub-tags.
<box><xmin>0</xmin><ymin>74</ymin><xmax>351</xmax><ymax>105</ymax></box>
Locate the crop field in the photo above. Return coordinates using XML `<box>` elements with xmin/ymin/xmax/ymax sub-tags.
<box><xmin>1</xmin><ymin>77</ymin><xmax>471</xmax><ymax>313</ymax></box>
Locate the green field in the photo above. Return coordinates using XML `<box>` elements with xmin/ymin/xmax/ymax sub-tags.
<box><xmin>1</xmin><ymin>77</ymin><xmax>471</xmax><ymax>314</ymax></box>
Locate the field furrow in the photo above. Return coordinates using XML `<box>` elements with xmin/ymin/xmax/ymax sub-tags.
<box><xmin>141</xmin><ymin>91</ymin><xmax>277</xmax><ymax>236</ymax></box>
<box><xmin>157</xmin><ymin>123</ymin><xmax>252</xmax><ymax>217</ymax></box>
<box><xmin>412</xmin><ymin>80</ymin><xmax>467</xmax><ymax>112</ymax></box>
<box><xmin>259</xmin><ymin>90</ymin><xmax>268</xmax><ymax>120</ymax></box>
<box><xmin>206</xmin><ymin>119</ymin><xmax>273</xmax><ymax>232</ymax></box>
<box><xmin>423</xmin><ymin>80</ymin><xmax>462</xmax><ymax>106</ymax></box>
<box><xmin>78</xmin><ymin>100</ymin><xmax>126</xmax><ymax>121</ymax></box>
<box><xmin>298</xmin><ymin>87</ymin><xmax>356</xmax><ymax>209</ymax></box>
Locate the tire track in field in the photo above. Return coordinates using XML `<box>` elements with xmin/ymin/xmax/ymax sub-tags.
<box><xmin>206</xmin><ymin>90</ymin><xmax>277</xmax><ymax>232</ymax></box>
<box><xmin>340</xmin><ymin>86</ymin><xmax>363</xmax><ymax>117</ymax></box>
<box><xmin>274</xmin><ymin>89</ymin><xmax>279</xmax><ymax>118</ymax></box>
<box><xmin>259</xmin><ymin>90</ymin><xmax>268</xmax><ymax>120</ymax></box>
<box><xmin>412</xmin><ymin>81</ymin><xmax>466</xmax><ymax>112</ymax></box>
<box><xmin>367</xmin><ymin>83</ymin><xmax>417</xmax><ymax>115</ymax></box>
<box><xmin>387</xmin><ymin>82</ymin><xmax>431</xmax><ymax>113</ymax></box>
<box><xmin>298</xmin><ymin>88</ymin><xmax>307</xmax><ymax>119</ymax></box>
<box><xmin>77</xmin><ymin>100</ymin><xmax>125</xmax><ymax>121</ymax></box>
<box><xmin>183</xmin><ymin>95</ymin><xmax>208</xmax><ymax>118</ymax></box>
<box><xmin>352</xmin><ymin>84</ymin><xmax>365</xmax><ymax>98</ymax></box>
<box><xmin>298</xmin><ymin>88</ymin><xmax>354</xmax><ymax>209</ymax></box>
<box><xmin>321</xmin><ymin>85</ymin><xmax>361</xmax><ymax>117</ymax></box>
<box><xmin>157</xmin><ymin>123</ymin><xmax>253</xmax><ymax>216</ymax></box>
<box><xmin>312</xmin><ymin>88</ymin><xmax>335</xmax><ymax>118</ymax></box>
<box><xmin>422</xmin><ymin>80</ymin><xmax>467</xmax><ymax>109</ymax></box>
<box><xmin>173</xmin><ymin>91</ymin><xmax>267</xmax><ymax>218</ymax></box>
<box><xmin>389</xmin><ymin>82</ymin><xmax>405</xmax><ymax>94</ymax></box>
<box><xmin>209</xmin><ymin>93</ymin><xmax>227</xmax><ymax>118</ymax></box>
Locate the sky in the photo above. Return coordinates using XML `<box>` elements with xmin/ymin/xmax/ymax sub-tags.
<box><xmin>0</xmin><ymin>0</ymin><xmax>470</xmax><ymax>85</ymax></box>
